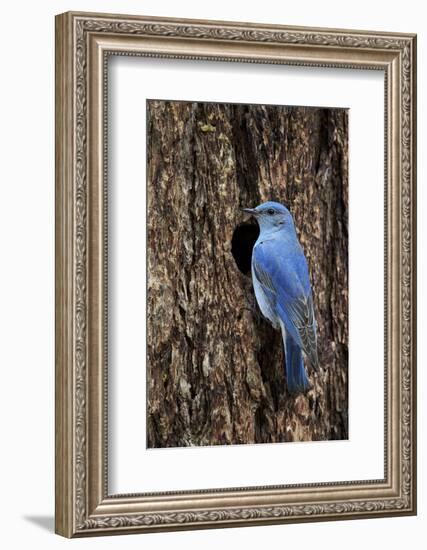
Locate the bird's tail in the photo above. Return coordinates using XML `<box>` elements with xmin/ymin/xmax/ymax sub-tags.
<box><xmin>284</xmin><ymin>333</ymin><xmax>311</xmax><ymax>394</ymax></box>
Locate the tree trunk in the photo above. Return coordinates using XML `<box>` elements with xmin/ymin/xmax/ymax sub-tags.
<box><xmin>147</xmin><ymin>100</ymin><xmax>348</xmax><ymax>448</ymax></box>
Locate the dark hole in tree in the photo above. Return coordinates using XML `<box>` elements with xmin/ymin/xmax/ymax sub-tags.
<box><xmin>231</xmin><ymin>222</ymin><xmax>260</xmax><ymax>275</ymax></box>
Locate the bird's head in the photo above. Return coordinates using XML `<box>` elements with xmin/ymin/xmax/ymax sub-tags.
<box><xmin>241</xmin><ymin>201</ymin><xmax>294</xmax><ymax>233</ymax></box>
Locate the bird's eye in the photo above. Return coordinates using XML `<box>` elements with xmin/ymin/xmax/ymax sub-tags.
<box><xmin>267</xmin><ymin>208</ymin><xmax>275</xmax><ymax>215</ymax></box>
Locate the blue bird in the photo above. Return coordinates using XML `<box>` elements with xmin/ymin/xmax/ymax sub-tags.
<box><xmin>242</xmin><ymin>201</ymin><xmax>319</xmax><ymax>393</ymax></box>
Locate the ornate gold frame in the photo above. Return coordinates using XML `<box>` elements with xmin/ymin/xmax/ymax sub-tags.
<box><xmin>55</xmin><ymin>11</ymin><xmax>417</xmax><ymax>538</ymax></box>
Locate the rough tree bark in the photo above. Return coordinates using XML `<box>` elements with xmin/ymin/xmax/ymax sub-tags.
<box><xmin>146</xmin><ymin>100</ymin><xmax>348</xmax><ymax>448</ymax></box>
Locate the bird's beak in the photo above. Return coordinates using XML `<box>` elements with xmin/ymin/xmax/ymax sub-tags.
<box><xmin>240</xmin><ymin>207</ymin><xmax>258</xmax><ymax>216</ymax></box>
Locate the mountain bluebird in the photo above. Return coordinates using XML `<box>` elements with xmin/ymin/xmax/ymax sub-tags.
<box><xmin>242</xmin><ymin>201</ymin><xmax>319</xmax><ymax>393</ymax></box>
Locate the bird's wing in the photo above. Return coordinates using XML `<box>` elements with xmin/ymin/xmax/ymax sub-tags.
<box><xmin>252</xmin><ymin>260</ymin><xmax>279</xmax><ymax>328</ymax></box>
<box><xmin>283</xmin><ymin>291</ymin><xmax>318</xmax><ymax>369</ymax></box>
<box><xmin>253</xmin><ymin>240</ymin><xmax>319</xmax><ymax>370</ymax></box>
<box><xmin>253</xmin><ymin>258</ymin><xmax>275</xmax><ymax>294</ymax></box>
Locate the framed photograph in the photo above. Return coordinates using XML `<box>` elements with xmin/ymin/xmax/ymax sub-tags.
<box><xmin>55</xmin><ymin>11</ymin><xmax>417</xmax><ymax>537</ymax></box>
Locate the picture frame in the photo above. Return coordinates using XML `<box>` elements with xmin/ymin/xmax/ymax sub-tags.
<box><xmin>55</xmin><ymin>11</ymin><xmax>417</xmax><ymax>537</ymax></box>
